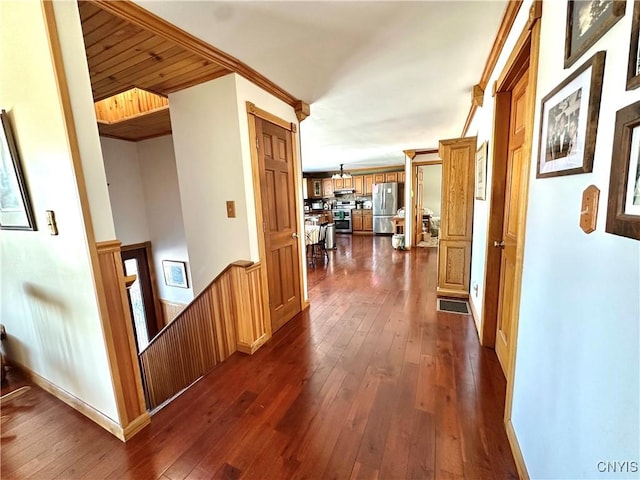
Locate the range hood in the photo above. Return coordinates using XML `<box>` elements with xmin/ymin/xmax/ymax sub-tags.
<box><xmin>333</xmin><ymin>188</ymin><xmax>355</xmax><ymax>195</ymax></box>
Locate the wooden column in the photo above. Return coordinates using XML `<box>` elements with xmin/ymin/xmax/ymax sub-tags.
<box><xmin>232</xmin><ymin>262</ymin><xmax>268</xmax><ymax>354</ymax></box>
<box><xmin>96</xmin><ymin>240</ymin><xmax>150</xmax><ymax>440</ymax></box>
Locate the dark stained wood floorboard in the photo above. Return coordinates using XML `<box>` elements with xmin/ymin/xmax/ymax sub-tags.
<box><xmin>1</xmin><ymin>235</ymin><xmax>518</xmax><ymax>479</ymax></box>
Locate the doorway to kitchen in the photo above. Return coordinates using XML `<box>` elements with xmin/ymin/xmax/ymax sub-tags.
<box><xmin>413</xmin><ymin>160</ymin><xmax>443</xmax><ymax>248</ymax></box>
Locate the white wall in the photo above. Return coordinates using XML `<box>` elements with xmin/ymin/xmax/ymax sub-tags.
<box><xmin>138</xmin><ymin>136</ymin><xmax>193</xmax><ymax>304</ymax></box>
<box><xmin>0</xmin><ymin>1</ymin><xmax>118</xmax><ymax>420</ymax></box>
<box><xmin>170</xmin><ymin>73</ymin><xmax>305</xmax><ymax>298</ymax></box>
<box><xmin>101</xmin><ymin>136</ymin><xmax>193</xmax><ymax>305</ymax></box>
<box><xmin>101</xmin><ymin>138</ymin><xmax>150</xmax><ymax>245</ymax></box>
<box><xmin>467</xmin><ymin>1</ymin><xmax>640</xmax><ymax>477</ymax></box>
<box><xmin>52</xmin><ymin>1</ymin><xmax>115</xmax><ymax>242</ymax></box>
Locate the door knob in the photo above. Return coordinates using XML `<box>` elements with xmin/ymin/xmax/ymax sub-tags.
<box><xmin>494</xmin><ymin>240</ymin><xmax>505</xmax><ymax>248</ymax></box>
<box><xmin>292</xmin><ymin>232</ymin><xmax>299</xmax><ymax>239</ymax></box>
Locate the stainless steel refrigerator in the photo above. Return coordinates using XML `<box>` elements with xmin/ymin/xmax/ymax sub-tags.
<box><xmin>373</xmin><ymin>182</ymin><xmax>399</xmax><ymax>234</ymax></box>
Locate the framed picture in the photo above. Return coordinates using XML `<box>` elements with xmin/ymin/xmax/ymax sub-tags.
<box><xmin>0</xmin><ymin>110</ymin><xmax>36</xmax><ymax>230</ymax></box>
<box><xmin>162</xmin><ymin>260</ymin><xmax>189</xmax><ymax>288</ymax></box>
<box><xmin>627</xmin><ymin>0</ymin><xmax>640</xmax><ymax>90</ymax></box>
<box><xmin>475</xmin><ymin>141</ymin><xmax>488</xmax><ymax>200</ymax></box>
<box><xmin>605</xmin><ymin>100</ymin><xmax>640</xmax><ymax>240</ymax></box>
<box><xmin>537</xmin><ymin>51</ymin><xmax>605</xmax><ymax>179</ymax></box>
<box><xmin>565</xmin><ymin>1</ymin><xmax>625</xmax><ymax>68</ymax></box>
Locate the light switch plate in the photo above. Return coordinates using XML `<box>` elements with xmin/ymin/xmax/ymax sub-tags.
<box><xmin>580</xmin><ymin>185</ymin><xmax>599</xmax><ymax>234</ymax></box>
<box><xmin>226</xmin><ymin>201</ymin><xmax>236</xmax><ymax>218</ymax></box>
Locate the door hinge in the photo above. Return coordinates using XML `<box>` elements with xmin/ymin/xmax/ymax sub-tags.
<box><xmin>256</xmin><ymin>137</ymin><xmax>259</xmax><ymax>149</ymax></box>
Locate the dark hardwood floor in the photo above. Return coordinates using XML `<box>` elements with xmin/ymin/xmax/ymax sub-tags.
<box><xmin>1</xmin><ymin>235</ymin><xmax>518</xmax><ymax>479</ymax></box>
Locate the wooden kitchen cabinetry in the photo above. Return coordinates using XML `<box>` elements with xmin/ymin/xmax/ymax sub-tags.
<box><xmin>384</xmin><ymin>172</ymin><xmax>398</xmax><ymax>182</ymax></box>
<box><xmin>364</xmin><ymin>175</ymin><xmax>374</xmax><ymax>194</ymax></box>
<box><xmin>352</xmin><ymin>210</ymin><xmax>373</xmax><ymax>233</ymax></box>
<box><xmin>322</xmin><ymin>178</ymin><xmax>333</xmax><ymax>197</ymax></box>
<box><xmin>307</xmin><ymin>178</ymin><xmax>322</xmax><ymax>198</ymax></box>
<box><xmin>354</xmin><ymin>175</ymin><xmax>364</xmax><ymax>195</ymax></box>
<box><xmin>373</xmin><ymin>173</ymin><xmax>385</xmax><ymax>184</ymax></box>
<box><xmin>398</xmin><ymin>171</ymin><xmax>405</xmax><ymax>183</ymax></box>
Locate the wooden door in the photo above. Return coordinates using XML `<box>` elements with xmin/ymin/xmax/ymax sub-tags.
<box><xmin>334</xmin><ymin>178</ymin><xmax>344</xmax><ymax>190</ymax></box>
<box><xmin>256</xmin><ymin>118</ymin><xmax>302</xmax><ymax>332</ymax></box>
<box><xmin>374</xmin><ymin>173</ymin><xmax>385</xmax><ymax>184</ymax></box>
<box><xmin>495</xmin><ymin>70</ymin><xmax>529</xmax><ymax>374</ymax></box>
<box><xmin>437</xmin><ymin>137</ymin><xmax>476</xmax><ymax>298</ymax></box>
<box><xmin>121</xmin><ymin>245</ymin><xmax>159</xmax><ymax>351</ymax></box>
<box><xmin>363</xmin><ymin>211</ymin><xmax>373</xmax><ymax>231</ymax></box>
<box><xmin>415</xmin><ymin>166</ymin><xmax>424</xmax><ymax>245</ymax></box>
<box><xmin>352</xmin><ymin>210</ymin><xmax>363</xmax><ymax>231</ymax></box>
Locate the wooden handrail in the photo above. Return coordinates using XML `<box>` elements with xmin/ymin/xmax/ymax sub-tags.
<box><xmin>138</xmin><ymin>260</ymin><xmax>267</xmax><ymax>410</ymax></box>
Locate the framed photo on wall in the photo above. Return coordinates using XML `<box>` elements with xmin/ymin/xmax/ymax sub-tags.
<box><xmin>565</xmin><ymin>1</ymin><xmax>625</xmax><ymax>68</ymax></box>
<box><xmin>475</xmin><ymin>141</ymin><xmax>488</xmax><ymax>200</ymax></box>
<box><xmin>627</xmin><ymin>0</ymin><xmax>640</xmax><ymax>90</ymax></box>
<box><xmin>162</xmin><ymin>260</ymin><xmax>189</xmax><ymax>288</ymax></box>
<box><xmin>537</xmin><ymin>51</ymin><xmax>605</xmax><ymax>179</ymax></box>
<box><xmin>0</xmin><ymin>110</ymin><xmax>36</xmax><ymax>231</ymax></box>
<box><xmin>606</xmin><ymin>100</ymin><xmax>640</xmax><ymax>240</ymax></box>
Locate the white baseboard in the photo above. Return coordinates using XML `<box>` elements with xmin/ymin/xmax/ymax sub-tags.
<box><xmin>506</xmin><ymin>419</ymin><xmax>530</xmax><ymax>480</ymax></box>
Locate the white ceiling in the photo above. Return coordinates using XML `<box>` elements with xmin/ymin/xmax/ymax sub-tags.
<box><xmin>135</xmin><ymin>1</ymin><xmax>506</xmax><ymax>172</ymax></box>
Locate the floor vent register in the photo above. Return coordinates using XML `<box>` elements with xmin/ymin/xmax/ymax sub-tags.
<box><xmin>436</xmin><ymin>298</ymin><xmax>471</xmax><ymax>315</ymax></box>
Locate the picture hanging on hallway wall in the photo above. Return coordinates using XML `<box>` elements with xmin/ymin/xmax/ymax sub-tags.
<box><xmin>564</xmin><ymin>0</ymin><xmax>625</xmax><ymax>68</ymax></box>
<box><xmin>537</xmin><ymin>51</ymin><xmax>605</xmax><ymax>179</ymax></box>
<box><xmin>475</xmin><ymin>141</ymin><xmax>487</xmax><ymax>200</ymax></box>
<box><xmin>0</xmin><ymin>110</ymin><xmax>36</xmax><ymax>231</ymax></box>
<box><xmin>162</xmin><ymin>260</ymin><xmax>189</xmax><ymax>288</ymax></box>
<box><xmin>606</xmin><ymin>100</ymin><xmax>640</xmax><ymax>241</ymax></box>
<box><xmin>627</xmin><ymin>0</ymin><xmax>640</xmax><ymax>90</ymax></box>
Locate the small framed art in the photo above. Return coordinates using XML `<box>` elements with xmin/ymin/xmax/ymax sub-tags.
<box><xmin>537</xmin><ymin>51</ymin><xmax>605</xmax><ymax>179</ymax></box>
<box><xmin>627</xmin><ymin>0</ymin><xmax>640</xmax><ymax>90</ymax></box>
<box><xmin>606</xmin><ymin>100</ymin><xmax>640</xmax><ymax>241</ymax></box>
<box><xmin>0</xmin><ymin>110</ymin><xmax>36</xmax><ymax>230</ymax></box>
<box><xmin>564</xmin><ymin>1</ymin><xmax>625</xmax><ymax>68</ymax></box>
<box><xmin>475</xmin><ymin>141</ymin><xmax>488</xmax><ymax>201</ymax></box>
<box><xmin>162</xmin><ymin>260</ymin><xmax>189</xmax><ymax>288</ymax></box>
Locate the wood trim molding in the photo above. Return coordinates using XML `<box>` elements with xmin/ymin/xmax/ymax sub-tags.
<box><xmin>11</xmin><ymin>360</ymin><xmax>150</xmax><ymax>442</ymax></box>
<box><xmin>246</xmin><ymin>102</ymin><xmax>294</xmax><ymax>132</ymax></box>
<box><xmin>506</xmin><ymin>420</ymin><xmax>530</xmax><ymax>479</ymax></box>
<box><xmin>403</xmin><ymin>149</ymin><xmax>416</xmax><ymax>160</ymax></box>
<box><xmin>246</xmin><ymin>107</ymin><xmax>273</xmax><ymax>339</ymax></box>
<box><xmin>472</xmin><ymin>84</ymin><xmax>484</xmax><ymax>107</ymax></box>
<box><xmin>96</xmin><ymin>241</ymin><xmax>148</xmax><ymax>432</ymax></box>
<box><xmin>412</xmin><ymin>159</ymin><xmax>443</xmax><ymax>167</ymax></box>
<box><xmin>42</xmin><ymin>3</ymin><xmax>148</xmax><ymax>441</ymax></box>
<box><xmin>461</xmin><ymin>0</ymin><xmax>524</xmax><ymax>136</ymax></box>
<box><xmin>290</xmin><ymin>121</ymin><xmax>308</xmax><ymax>312</ymax></box>
<box><xmin>159</xmin><ymin>299</ymin><xmax>187</xmax><ymax>325</ymax></box>
<box><xmin>295</xmin><ymin>100</ymin><xmax>310</xmax><ymax>122</ymax></box>
<box><xmin>93</xmin><ymin>0</ymin><xmax>301</xmax><ymax>108</ymax></box>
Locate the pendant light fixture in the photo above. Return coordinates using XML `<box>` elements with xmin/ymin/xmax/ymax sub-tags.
<box><xmin>331</xmin><ymin>164</ymin><xmax>352</xmax><ymax>179</ymax></box>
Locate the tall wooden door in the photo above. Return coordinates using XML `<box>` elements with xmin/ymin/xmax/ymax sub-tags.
<box><xmin>256</xmin><ymin>117</ymin><xmax>302</xmax><ymax>332</ymax></box>
<box><xmin>495</xmin><ymin>69</ymin><xmax>529</xmax><ymax>374</ymax></box>
<box><xmin>437</xmin><ymin>137</ymin><xmax>476</xmax><ymax>298</ymax></box>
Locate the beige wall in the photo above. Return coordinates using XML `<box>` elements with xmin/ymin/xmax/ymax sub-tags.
<box><xmin>0</xmin><ymin>1</ymin><xmax>118</xmax><ymax>420</ymax></box>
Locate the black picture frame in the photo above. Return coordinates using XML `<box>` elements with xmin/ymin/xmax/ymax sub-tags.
<box><xmin>0</xmin><ymin>110</ymin><xmax>36</xmax><ymax>231</ymax></box>
<box><xmin>627</xmin><ymin>0</ymin><xmax>640</xmax><ymax>90</ymax></box>
<box><xmin>605</xmin><ymin>100</ymin><xmax>640</xmax><ymax>241</ymax></box>
<box><xmin>537</xmin><ymin>51</ymin><xmax>605</xmax><ymax>179</ymax></box>
<box><xmin>564</xmin><ymin>1</ymin><xmax>625</xmax><ymax>69</ymax></box>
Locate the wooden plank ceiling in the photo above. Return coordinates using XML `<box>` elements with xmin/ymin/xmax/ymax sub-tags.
<box><xmin>79</xmin><ymin>1</ymin><xmax>232</xmax><ymax>141</ymax></box>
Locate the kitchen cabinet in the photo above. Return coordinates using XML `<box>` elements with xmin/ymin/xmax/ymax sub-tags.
<box><xmin>384</xmin><ymin>172</ymin><xmax>398</xmax><ymax>182</ymax></box>
<box><xmin>354</xmin><ymin>175</ymin><xmax>364</xmax><ymax>195</ymax></box>
<box><xmin>364</xmin><ymin>174</ymin><xmax>374</xmax><ymax>194</ymax></box>
<box><xmin>322</xmin><ymin>178</ymin><xmax>333</xmax><ymax>197</ymax></box>
<box><xmin>352</xmin><ymin>210</ymin><xmax>363</xmax><ymax>231</ymax></box>
<box><xmin>374</xmin><ymin>173</ymin><xmax>385</xmax><ymax>184</ymax></box>
<box><xmin>398</xmin><ymin>171</ymin><xmax>405</xmax><ymax>183</ymax></box>
<box><xmin>334</xmin><ymin>176</ymin><xmax>354</xmax><ymax>190</ymax></box>
<box><xmin>352</xmin><ymin>210</ymin><xmax>373</xmax><ymax>233</ymax></box>
<box><xmin>363</xmin><ymin>210</ymin><xmax>373</xmax><ymax>231</ymax></box>
<box><xmin>307</xmin><ymin>178</ymin><xmax>322</xmax><ymax>198</ymax></box>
